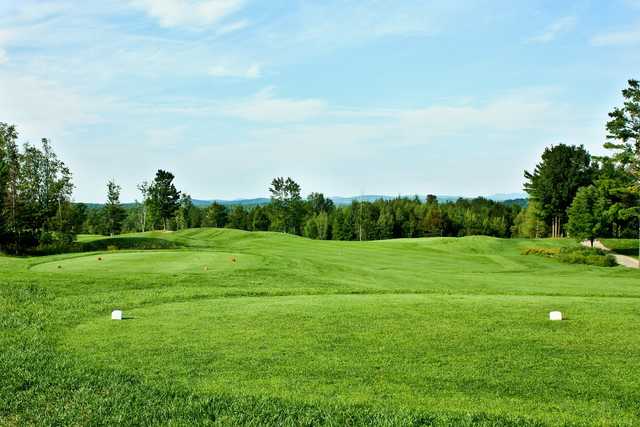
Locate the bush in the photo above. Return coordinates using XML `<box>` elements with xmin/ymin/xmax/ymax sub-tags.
<box><xmin>560</xmin><ymin>246</ymin><xmax>607</xmax><ymax>256</ymax></box>
<box><xmin>521</xmin><ymin>247</ymin><xmax>560</xmax><ymax>256</ymax></box>
<box><xmin>523</xmin><ymin>246</ymin><xmax>617</xmax><ymax>267</ymax></box>
<box><xmin>557</xmin><ymin>248</ymin><xmax>616</xmax><ymax>267</ymax></box>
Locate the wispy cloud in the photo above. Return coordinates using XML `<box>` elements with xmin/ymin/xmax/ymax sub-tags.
<box><xmin>129</xmin><ymin>0</ymin><xmax>245</xmax><ymax>28</ymax></box>
<box><xmin>591</xmin><ymin>25</ymin><xmax>640</xmax><ymax>46</ymax></box>
<box><xmin>224</xmin><ymin>87</ymin><xmax>328</xmax><ymax>122</ymax></box>
<box><xmin>0</xmin><ymin>29</ymin><xmax>13</xmax><ymax>64</ymax></box>
<box><xmin>0</xmin><ymin>72</ymin><xmax>99</xmax><ymax>140</ymax></box>
<box><xmin>208</xmin><ymin>62</ymin><xmax>261</xmax><ymax>78</ymax></box>
<box><xmin>528</xmin><ymin>16</ymin><xmax>576</xmax><ymax>44</ymax></box>
<box><xmin>217</xmin><ymin>19</ymin><xmax>249</xmax><ymax>35</ymax></box>
<box><xmin>281</xmin><ymin>1</ymin><xmax>446</xmax><ymax>48</ymax></box>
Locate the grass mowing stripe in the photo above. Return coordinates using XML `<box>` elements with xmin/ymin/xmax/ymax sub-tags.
<box><xmin>1</xmin><ymin>230</ymin><xmax>639</xmax><ymax>425</ymax></box>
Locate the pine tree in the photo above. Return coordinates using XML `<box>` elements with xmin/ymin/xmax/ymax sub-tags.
<box><xmin>148</xmin><ymin>170</ymin><xmax>180</xmax><ymax>231</ymax></box>
<box><xmin>104</xmin><ymin>180</ymin><xmax>126</xmax><ymax>236</ymax></box>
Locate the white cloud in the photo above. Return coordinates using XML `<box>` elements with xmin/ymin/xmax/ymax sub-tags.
<box><xmin>0</xmin><ymin>29</ymin><xmax>13</xmax><ymax>44</ymax></box>
<box><xmin>224</xmin><ymin>88</ymin><xmax>328</xmax><ymax>122</ymax></box>
<box><xmin>217</xmin><ymin>19</ymin><xmax>249</xmax><ymax>35</ymax></box>
<box><xmin>176</xmin><ymin>87</ymin><xmax>593</xmax><ymax>199</ymax></box>
<box><xmin>591</xmin><ymin>26</ymin><xmax>640</xmax><ymax>46</ymax></box>
<box><xmin>145</xmin><ymin>126</ymin><xmax>187</xmax><ymax>147</ymax></box>
<box><xmin>208</xmin><ymin>62</ymin><xmax>261</xmax><ymax>78</ymax></box>
<box><xmin>393</xmin><ymin>90</ymin><xmax>563</xmax><ymax>137</ymax></box>
<box><xmin>0</xmin><ymin>29</ymin><xmax>13</xmax><ymax>64</ymax></box>
<box><xmin>528</xmin><ymin>16</ymin><xmax>576</xmax><ymax>44</ymax></box>
<box><xmin>0</xmin><ymin>73</ymin><xmax>98</xmax><ymax>140</ymax></box>
<box><xmin>11</xmin><ymin>1</ymin><xmax>70</xmax><ymax>22</ymax></box>
<box><xmin>130</xmin><ymin>0</ymin><xmax>245</xmax><ymax>28</ymax></box>
<box><xmin>285</xmin><ymin>1</ymin><xmax>443</xmax><ymax>48</ymax></box>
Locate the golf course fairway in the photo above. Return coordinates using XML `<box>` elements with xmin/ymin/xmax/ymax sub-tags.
<box><xmin>2</xmin><ymin>228</ymin><xmax>639</xmax><ymax>426</ymax></box>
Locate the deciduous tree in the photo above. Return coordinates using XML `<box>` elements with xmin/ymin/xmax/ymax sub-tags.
<box><xmin>567</xmin><ymin>185</ymin><xmax>606</xmax><ymax>246</ymax></box>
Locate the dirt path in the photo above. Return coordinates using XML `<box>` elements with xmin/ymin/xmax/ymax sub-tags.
<box><xmin>582</xmin><ymin>240</ymin><xmax>639</xmax><ymax>269</ymax></box>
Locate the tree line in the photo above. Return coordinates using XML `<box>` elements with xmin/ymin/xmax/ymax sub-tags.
<box><xmin>1</xmin><ymin>79</ymin><xmax>638</xmax><ymax>252</ymax></box>
<box><xmin>0</xmin><ymin>124</ymin><xmax>76</xmax><ymax>253</ymax></box>
<box><xmin>79</xmin><ymin>187</ymin><xmax>522</xmax><ymax>241</ymax></box>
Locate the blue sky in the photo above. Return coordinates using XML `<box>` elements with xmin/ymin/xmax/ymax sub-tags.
<box><xmin>1</xmin><ymin>0</ymin><xmax>639</xmax><ymax>202</ymax></box>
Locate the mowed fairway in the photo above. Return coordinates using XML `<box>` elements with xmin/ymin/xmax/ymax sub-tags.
<box><xmin>2</xmin><ymin>229</ymin><xmax>640</xmax><ymax>426</ymax></box>
<box><xmin>31</xmin><ymin>251</ymin><xmax>258</xmax><ymax>274</ymax></box>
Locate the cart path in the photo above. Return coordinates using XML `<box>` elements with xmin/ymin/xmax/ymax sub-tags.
<box><xmin>582</xmin><ymin>240</ymin><xmax>639</xmax><ymax>268</ymax></box>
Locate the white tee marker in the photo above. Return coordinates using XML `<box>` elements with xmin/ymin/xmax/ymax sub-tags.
<box><xmin>112</xmin><ymin>310</ymin><xmax>123</xmax><ymax>320</ymax></box>
<box><xmin>549</xmin><ymin>311</ymin><xmax>563</xmax><ymax>321</ymax></box>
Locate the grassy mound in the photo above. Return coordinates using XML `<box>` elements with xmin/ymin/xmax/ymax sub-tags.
<box><xmin>2</xmin><ymin>229</ymin><xmax>640</xmax><ymax>425</ymax></box>
<box><xmin>31</xmin><ymin>250</ymin><xmax>256</xmax><ymax>274</ymax></box>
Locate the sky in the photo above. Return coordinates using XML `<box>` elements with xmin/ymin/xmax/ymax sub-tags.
<box><xmin>0</xmin><ymin>0</ymin><xmax>639</xmax><ymax>202</ymax></box>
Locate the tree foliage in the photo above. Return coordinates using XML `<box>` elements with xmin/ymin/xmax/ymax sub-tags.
<box><xmin>269</xmin><ymin>177</ymin><xmax>303</xmax><ymax>234</ymax></box>
<box><xmin>104</xmin><ymin>180</ymin><xmax>126</xmax><ymax>236</ymax></box>
<box><xmin>605</xmin><ymin>79</ymin><xmax>640</xmax><ymax>192</ymax></box>
<box><xmin>148</xmin><ymin>169</ymin><xmax>181</xmax><ymax>231</ymax></box>
<box><xmin>567</xmin><ymin>186</ymin><xmax>606</xmax><ymax>246</ymax></box>
<box><xmin>0</xmin><ymin>125</ymin><xmax>75</xmax><ymax>252</ymax></box>
<box><xmin>524</xmin><ymin>144</ymin><xmax>595</xmax><ymax>237</ymax></box>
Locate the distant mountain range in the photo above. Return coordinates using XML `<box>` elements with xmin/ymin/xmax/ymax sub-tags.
<box><xmin>85</xmin><ymin>193</ymin><xmax>527</xmax><ymax>208</ymax></box>
<box><xmin>193</xmin><ymin>193</ymin><xmax>528</xmax><ymax>207</ymax></box>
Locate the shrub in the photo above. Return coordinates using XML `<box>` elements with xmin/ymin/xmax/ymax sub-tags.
<box><xmin>521</xmin><ymin>247</ymin><xmax>560</xmax><ymax>256</ymax></box>
<box><xmin>559</xmin><ymin>247</ymin><xmax>617</xmax><ymax>267</ymax></box>
<box><xmin>559</xmin><ymin>246</ymin><xmax>607</xmax><ymax>256</ymax></box>
<box><xmin>523</xmin><ymin>245</ymin><xmax>617</xmax><ymax>267</ymax></box>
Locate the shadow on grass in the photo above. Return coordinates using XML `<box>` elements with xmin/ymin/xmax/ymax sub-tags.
<box><xmin>611</xmin><ymin>248</ymin><xmax>638</xmax><ymax>257</ymax></box>
<box><xmin>82</xmin><ymin>237</ymin><xmax>182</xmax><ymax>252</ymax></box>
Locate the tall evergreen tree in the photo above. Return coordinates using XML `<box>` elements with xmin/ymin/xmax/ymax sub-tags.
<box><xmin>104</xmin><ymin>180</ymin><xmax>126</xmax><ymax>236</ymax></box>
<box><xmin>605</xmin><ymin>79</ymin><xmax>640</xmax><ymax>192</ymax></box>
<box><xmin>148</xmin><ymin>170</ymin><xmax>180</xmax><ymax>231</ymax></box>
<box><xmin>604</xmin><ymin>79</ymin><xmax>640</xmax><ymax>257</ymax></box>
<box><xmin>524</xmin><ymin>144</ymin><xmax>595</xmax><ymax>237</ymax></box>
<box><xmin>205</xmin><ymin>202</ymin><xmax>227</xmax><ymax>228</ymax></box>
<box><xmin>227</xmin><ymin>205</ymin><xmax>249</xmax><ymax>230</ymax></box>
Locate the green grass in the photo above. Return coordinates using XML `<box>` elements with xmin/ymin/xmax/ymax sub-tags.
<box><xmin>601</xmin><ymin>238</ymin><xmax>639</xmax><ymax>260</ymax></box>
<box><xmin>75</xmin><ymin>234</ymin><xmax>106</xmax><ymax>243</ymax></box>
<box><xmin>2</xmin><ymin>229</ymin><xmax>640</xmax><ymax>426</ymax></box>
